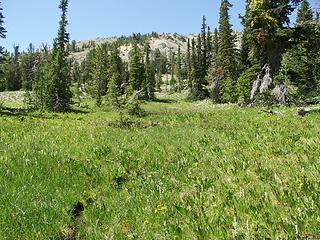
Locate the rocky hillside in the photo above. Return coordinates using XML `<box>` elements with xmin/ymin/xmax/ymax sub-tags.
<box><xmin>71</xmin><ymin>32</ymin><xmax>242</xmax><ymax>62</ymax></box>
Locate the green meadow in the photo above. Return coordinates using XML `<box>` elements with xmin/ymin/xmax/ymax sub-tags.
<box><xmin>0</xmin><ymin>94</ymin><xmax>320</xmax><ymax>239</ymax></box>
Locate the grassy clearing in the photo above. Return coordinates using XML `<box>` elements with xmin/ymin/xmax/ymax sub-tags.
<box><xmin>0</xmin><ymin>93</ymin><xmax>320</xmax><ymax>239</ymax></box>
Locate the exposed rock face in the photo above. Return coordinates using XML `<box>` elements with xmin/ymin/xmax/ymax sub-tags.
<box><xmin>250</xmin><ymin>64</ymin><xmax>287</xmax><ymax>104</ymax></box>
<box><xmin>71</xmin><ymin>32</ymin><xmax>243</xmax><ymax>63</ymax></box>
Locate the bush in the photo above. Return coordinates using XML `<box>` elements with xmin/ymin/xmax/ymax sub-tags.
<box><xmin>127</xmin><ymin>101</ymin><xmax>145</xmax><ymax>117</ymax></box>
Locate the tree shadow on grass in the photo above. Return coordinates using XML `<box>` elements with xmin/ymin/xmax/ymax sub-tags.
<box><xmin>152</xmin><ymin>98</ymin><xmax>178</xmax><ymax>104</ymax></box>
<box><xmin>0</xmin><ymin>107</ymin><xmax>29</xmax><ymax>117</ymax></box>
<box><xmin>0</xmin><ymin>106</ymin><xmax>90</xmax><ymax>119</ymax></box>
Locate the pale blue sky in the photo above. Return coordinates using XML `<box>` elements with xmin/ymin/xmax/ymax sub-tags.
<box><xmin>1</xmin><ymin>0</ymin><xmax>319</xmax><ymax>51</ymax></box>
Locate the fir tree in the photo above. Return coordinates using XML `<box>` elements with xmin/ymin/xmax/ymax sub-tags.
<box><xmin>246</xmin><ymin>0</ymin><xmax>301</xmax><ymax>70</ymax></box>
<box><xmin>239</xmin><ymin>0</ymin><xmax>251</xmax><ymax>70</ymax></box>
<box><xmin>212</xmin><ymin>28</ymin><xmax>219</xmax><ymax>61</ymax></box>
<box><xmin>186</xmin><ymin>39</ymin><xmax>192</xmax><ymax>91</ymax></box>
<box><xmin>144</xmin><ymin>43</ymin><xmax>155</xmax><ymax>99</ymax></box>
<box><xmin>156</xmin><ymin>68</ymin><xmax>162</xmax><ymax>92</ymax></box>
<box><xmin>176</xmin><ymin>46</ymin><xmax>182</xmax><ymax>92</ymax></box>
<box><xmin>190</xmin><ymin>38</ymin><xmax>197</xmax><ymax>97</ymax></box>
<box><xmin>194</xmin><ymin>35</ymin><xmax>203</xmax><ymax>95</ymax></box>
<box><xmin>91</xmin><ymin>46</ymin><xmax>108</xmax><ymax>107</ymax></box>
<box><xmin>278</xmin><ymin>0</ymin><xmax>319</xmax><ymax>100</ymax></box>
<box><xmin>71</xmin><ymin>59</ymin><xmax>80</xmax><ymax>84</ymax></box>
<box><xmin>213</xmin><ymin>0</ymin><xmax>237</xmax><ymax>103</ymax></box>
<box><xmin>108</xmin><ymin>72</ymin><xmax>122</xmax><ymax>107</ymax></box>
<box><xmin>154</xmin><ymin>48</ymin><xmax>166</xmax><ymax>92</ymax></box>
<box><xmin>43</xmin><ymin>0</ymin><xmax>72</xmax><ymax>112</ymax></box>
<box><xmin>20</xmin><ymin>43</ymin><xmax>39</xmax><ymax>91</ymax></box>
<box><xmin>169</xmin><ymin>50</ymin><xmax>176</xmax><ymax>93</ymax></box>
<box><xmin>206</xmin><ymin>26</ymin><xmax>213</xmax><ymax>66</ymax></box>
<box><xmin>127</xmin><ymin>43</ymin><xmax>145</xmax><ymax>96</ymax></box>
<box><xmin>107</xmin><ymin>47</ymin><xmax>125</xmax><ymax>101</ymax></box>
<box><xmin>0</xmin><ymin>1</ymin><xmax>5</xmax><ymax>39</ymax></box>
<box><xmin>200</xmin><ymin>16</ymin><xmax>208</xmax><ymax>76</ymax></box>
<box><xmin>4</xmin><ymin>46</ymin><xmax>21</xmax><ymax>91</ymax></box>
<box><xmin>297</xmin><ymin>0</ymin><xmax>314</xmax><ymax>25</ymax></box>
<box><xmin>0</xmin><ymin>1</ymin><xmax>6</xmax><ymax>60</ymax></box>
<box><xmin>33</xmin><ymin>44</ymin><xmax>50</xmax><ymax>110</ymax></box>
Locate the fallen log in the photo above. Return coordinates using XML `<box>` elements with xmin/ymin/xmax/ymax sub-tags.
<box><xmin>297</xmin><ymin>107</ymin><xmax>320</xmax><ymax>116</ymax></box>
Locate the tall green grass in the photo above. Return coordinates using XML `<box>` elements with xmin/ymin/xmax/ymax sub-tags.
<box><xmin>0</xmin><ymin>97</ymin><xmax>320</xmax><ymax>239</ymax></box>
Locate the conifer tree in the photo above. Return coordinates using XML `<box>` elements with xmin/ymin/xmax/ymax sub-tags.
<box><xmin>169</xmin><ymin>50</ymin><xmax>176</xmax><ymax>93</ymax></box>
<box><xmin>0</xmin><ymin>2</ymin><xmax>5</xmax><ymax>38</ymax></box>
<box><xmin>245</xmin><ymin>0</ymin><xmax>302</xmax><ymax>70</ymax></box>
<box><xmin>239</xmin><ymin>0</ymin><xmax>251</xmax><ymax>71</ymax></box>
<box><xmin>91</xmin><ymin>46</ymin><xmax>108</xmax><ymax>107</ymax></box>
<box><xmin>186</xmin><ymin>39</ymin><xmax>192</xmax><ymax>91</ymax></box>
<box><xmin>108</xmin><ymin>72</ymin><xmax>121</xmax><ymax>107</ymax></box>
<box><xmin>79</xmin><ymin>49</ymin><xmax>95</xmax><ymax>87</ymax></box>
<box><xmin>144</xmin><ymin>43</ymin><xmax>155</xmax><ymax>99</ymax></box>
<box><xmin>212</xmin><ymin>28</ymin><xmax>219</xmax><ymax>61</ymax></box>
<box><xmin>195</xmin><ymin>35</ymin><xmax>203</xmax><ymax>95</ymax></box>
<box><xmin>278</xmin><ymin>0</ymin><xmax>318</xmax><ymax>100</ymax></box>
<box><xmin>33</xmin><ymin>44</ymin><xmax>50</xmax><ymax>110</ymax></box>
<box><xmin>236</xmin><ymin>0</ymin><xmax>260</xmax><ymax>102</ymax></box>
<box><xmin>0</xmin><ymin>1</ymin><xmax>6</xmax><ymax>60</ymax></box>
<box><xmin>156</xmin><ymin>68</ymin><xmax>162</xmax><ymax>92</ymax></box>
<box><xmin>200</xmin><ymin>16</ymin><xmax>208</xmax><ymax>76</ymax></box>
<box><xmin>213</xmin><ymin>0</ymin><xmax>237</xmax><ymax>103</ymax></box>
<box><xmin>297</xmin><ymin>0</ymin><xmax>314</xmax><ymax>24</ymax></box>
<box><xmin>43</xmin><ymin>0</ymin><xmax>72</xmax><ymax>112</ymax></box>
<box><xmin>71</xmin><ymin>59</ymin><xmax>80</xmax><ymax>84</ymax></box>
<box><xmin>4</xmin><ymin>46</ymin><xmax>21</xmax><ymax>91</ymax></box>
<box><xmin>154</xmin><ymin>49</ymin><xmax>163</xmax><ymax>92</ymax></box>
<box><xmin>21</xmin><ymin>44</ymin><xmax>39</xmax><ymax>91</ymax></box>
<box><xmin>206</xmin><ymin>26</ymin><xmax>213</xmax><ymax>66</ymax></box>
<box><xmin>190</xmin><ymin>38</ymin><xmax>197</xmax><ymax>96</ymax></box>
<box><xmin>0</xmin><ymin>2</ymin><xmax>6</xmax><ymax>91</ymax></box>
<box><xmin>207</xmin><ymin>28</ymin><xmax>220</xmax><ymax>102</ymax></box>
<box><xmin>176</xmin><ymin>46</ymin><xmax>182</xmax><ymax>92</ymax></box>
<box><xmin>107</xmin><ymin>47</ymin><xmax>124</xmax><ymax>100</ymax></box>
<box><xmin>127</xmin><ymin>43</ymin><xmax>145</xmax><ymax>96</ymax></box>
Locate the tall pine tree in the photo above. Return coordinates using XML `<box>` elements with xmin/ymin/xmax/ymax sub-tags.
<box><xmin>0</xmin><ymin>1</ymin><xmax>6</xmax><ymax>59</ymax></box>
<box><xmin>144</xmin><ymin>43</ymin><xmax>156</xmax><ymax>99</ymax></box>
<box><xmin>186</xmin><ymin>39</ymin><xmax>192</xmax><ymax>91</ymax></box>
<box><xmin>297</xmin><ymin>0</ymin><xmax>314</xmax><ymax>25</ymax></box>
<box><xmin>176</xmin><ymin>46</ymin><xmax>182</xmax><ymax>92</ymax></box>
<box><xmin>212</xmin><ymin>0</ymin><xmax>237</xmax><ymax>103</ymax></box>
<box><xmin>91</xmin><ymin>46</ymin><xmax>109</xmax><ymax>106</ymax></box>
<box><xmin>127</xmin><ymin>43</ymin><xmax>145</xmax><ymax>96</ymax></box>
<box><xmin>43</xmin><ymin>0</ymin><xmax>72</xmax><ymax>112</ymax></box>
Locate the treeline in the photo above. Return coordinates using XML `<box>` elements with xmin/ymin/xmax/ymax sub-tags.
<box><xmin>0</xmin><ymin>0</ymin><xmax>320</xmax><ymax>112</ymax></box>
<box><xmin>185</xmin><ymin>0</ymin><xmax>320</xmax><ymax>104</ymax></box>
